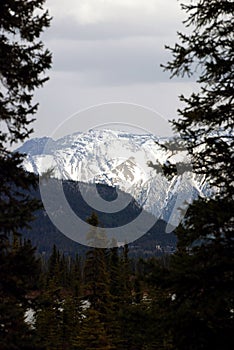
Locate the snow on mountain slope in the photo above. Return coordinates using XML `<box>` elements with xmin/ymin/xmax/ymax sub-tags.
<box><xmin>17</xmin><ymin>129</ymin><xmax>207</xmax><ymax>228</ymax></box>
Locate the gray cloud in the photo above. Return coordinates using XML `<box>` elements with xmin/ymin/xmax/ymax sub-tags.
<box><xmin>43</xmin><ymin>13</ymin><xmax>184</xmax><ymax>42</ymax></box>
<box><xmin>49</xmin><ymin>37</ymin><xmax>170</xmax><ymax>85</ymax></box>
<box><xmin>41</xmin><ymin>2</ymin><xmax>186</xmax><ymax>87</ymax></box>
<box><xmin>29</xmin><ymin>0</ymin><xmax>196</xmax><ymax>140</ymax></box>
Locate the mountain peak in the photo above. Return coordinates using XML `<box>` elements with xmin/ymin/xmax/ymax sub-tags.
<box><xmin>18</xmin><ymin>129</ymin><xmax>207</xmax><ymax>229</ymax></box>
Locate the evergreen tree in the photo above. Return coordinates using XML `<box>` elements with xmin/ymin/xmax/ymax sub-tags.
<box><xmin>70</xmin><ymin>254</ymin><xmax>83</xmax><ymax>297</ymax></box>
<box><xmin>36</xmin><ymin>249</ymin><xmax>84</xmax><ymax>349</ymax></box>
<box><xmin>84</xmin><ymin>213</ymin><xmax>110</xmax><ymax>312</ymax></box>
<box><xmin>0</xmin><ymin>1</ymin><xmax>51</xmax><ymax>348</ymax></box>
<box><xmin>62</xmin><ymin>295</ymin><xmax>82</xmax><ymax>350</ymax></box>
<box><xmin>0</xmin><ymin>240</ymin><xmax>41</xmax><ymax>350</ymax></box>
<box><xmin>109</xmin><ymin>246</ymin><xmax>121</xmax><ymax>302</ymax></box>
<box><xmin>0</xmin><ymin>0</ymin><xmax>51</xmax><ymax>147</ymax></box>
<box><xmin>82</xmin><ymin>213</ymin><xmax>120</xmax><ymax>348</ymax></box>
<box><xmin>162</xmin><ymin>0</ymin><xmax>233</xmax><ymax>199</ymax></box>
<box><xmin>163</xmin><ymin>199</ymin><xmax>234</xmax><ymax>350</ymax></box>
<box><xmin>47</xmin><ymin>244</ymin><xmax>60</xmax><ymax>281</ymax></box>
<box><xmin>35</xmin><ymin>281</ymin><xmax>64</xmax><ymax>350</ymax></box>
<box><xmin>115</xmin><ymin>244</ymin><xmax>136</xmax><ymax>349</ymax></box>
<box><xmin>74</xmin><ymin>309</ymin><xmax>113</xmax><ymax>350</ymax></box>
<box><xmin>119</xmin><ymin>244</ymin><xmax>132</xmax><ymax>304</ymax></box>
<box><xmin>157</xmin><ymin>1</ymin><xmax>234</xmax><ymax>349</ymax></box>
<box><xmin>0</xmin><ymin>0</ymin><xmax>52</xmax><ymax>236</ymax></box>
<box><xmin>107</xmin><ymin>245</ymin><xmax>127</xmax><ymax>349</ymax></box>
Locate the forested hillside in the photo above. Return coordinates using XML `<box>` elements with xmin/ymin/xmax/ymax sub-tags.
<box><xmin>22</xmin><ymin>179</ymin><xmax>176</xmax><ymax>258</ymax></box>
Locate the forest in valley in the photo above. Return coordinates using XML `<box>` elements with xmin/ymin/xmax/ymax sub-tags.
<box><xmin>1</xmin><ymin>209</ymin><xmax>233</xmax><ymax>350</ymax></box>
<box><xmin>0</xmin><ymin>0</ymin><xmax>233</xmax><ymax>349</ymax></box>
<box><xmin>0</xmin><ymin>222</ymin><xmax>180</xmax><ymax>350</ymax></box>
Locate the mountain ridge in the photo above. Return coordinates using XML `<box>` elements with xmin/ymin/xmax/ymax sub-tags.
<box><xmin>17</xmin><ymin>129</ymin><xmax>209</xmax><ymax>230</ymax></box>
<box><xmin>22</xmin><ymin>179</ymin><xmax>177</xmax><ymax>257</ymax></box>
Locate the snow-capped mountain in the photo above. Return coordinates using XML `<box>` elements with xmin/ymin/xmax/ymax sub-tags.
<box><xmin>17</xmin><ymin>129</ymin><xmax>208</xmax><ymax>229</ymax></box>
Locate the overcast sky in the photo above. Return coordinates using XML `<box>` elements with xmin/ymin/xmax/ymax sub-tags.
<box><xmin>32</xmin><ymin>0</ymin><xmax>197</xmax><ymax>139</ymax></box>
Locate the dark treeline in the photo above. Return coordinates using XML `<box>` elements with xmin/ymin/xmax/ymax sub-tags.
<box><xmin>0</xmin><ymin>226</ymin><xmax>185</xmax><ymax>350</ymax></box>
<box><xmin>1</xmin><ymin>211</ymin><xmax>232</xmax><ymax>349</ymax></box>
<box><xmin>1</xmin><ymin>220</ymin><xmax>172</xmax><ymax>350</ymax></box>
